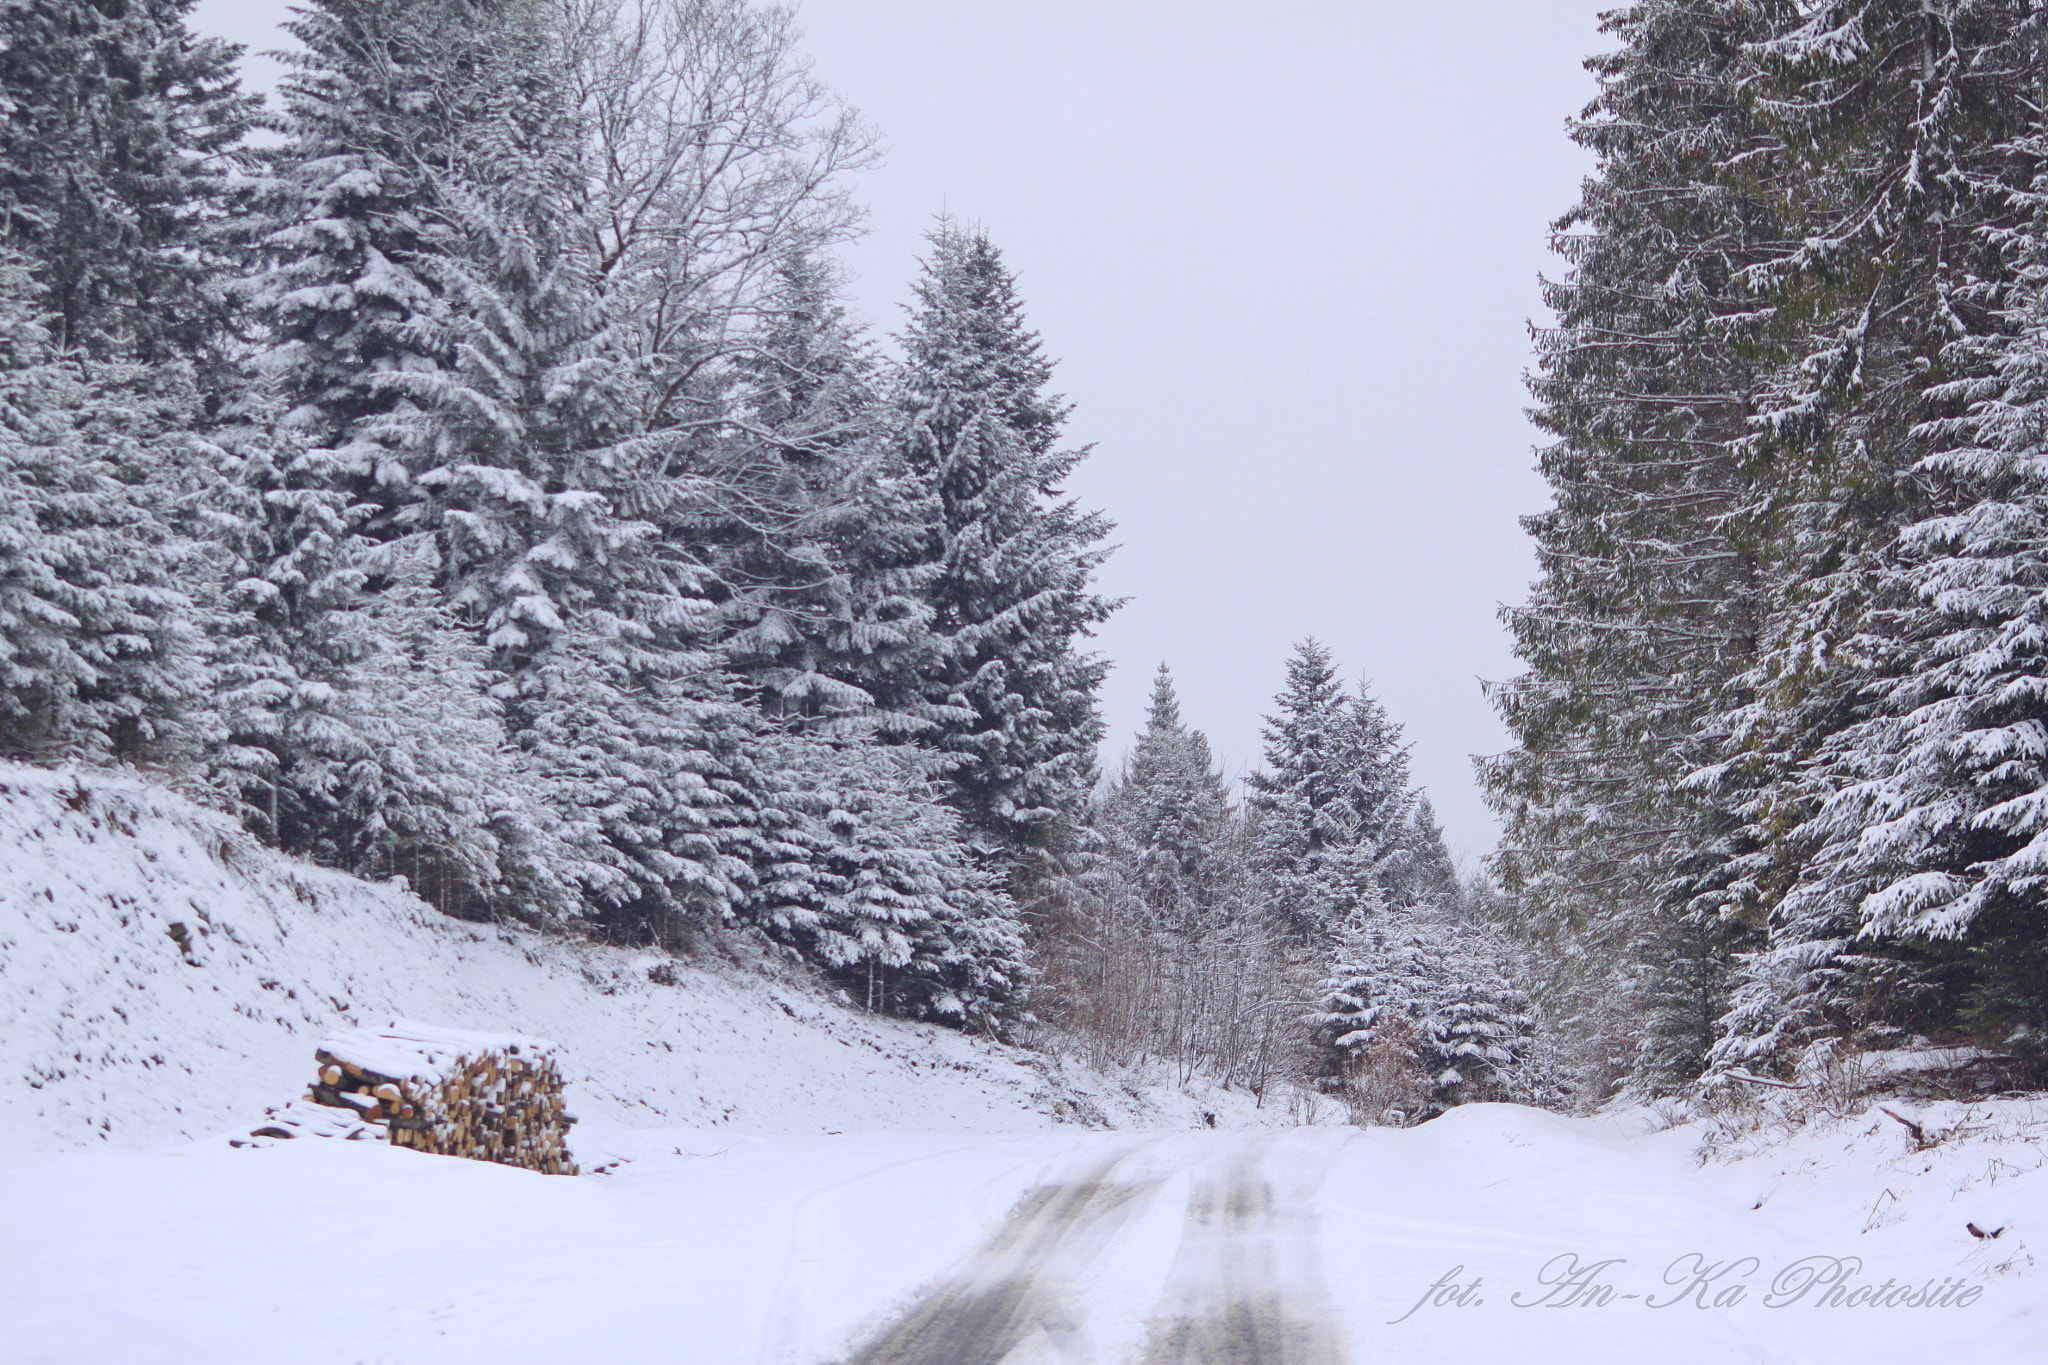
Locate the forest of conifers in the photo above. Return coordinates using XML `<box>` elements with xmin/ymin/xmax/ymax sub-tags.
<box><xmin>0</xmin><ymin>0</ymin><xmax>1530</xmax><ymax>1120</ymax></box>
<box><xmin>8</xmin><ymin>0</ymin><xmax>2047</xmax><ymax>1121</ymax></box>
<box><xmin>1490</xmin><ymin>0</ymin><xmax>2048</xmax><ymax>1101</ymax></box>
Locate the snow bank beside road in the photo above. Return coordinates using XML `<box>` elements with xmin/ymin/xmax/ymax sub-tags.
<box><xmin>1685</xmin><ymin>1096</ymin><xmax>2048</xmax><ymax>1288</ymax></box>
<box><xmin>0</xmin><ymin>763</ymin><xmax>1253</xmax><ymax>1154</ymax></box>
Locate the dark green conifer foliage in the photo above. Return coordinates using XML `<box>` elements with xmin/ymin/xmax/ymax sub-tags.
<box><xmin>889</xmin><ymin>222</ymin><xmax>1117</xmax><ymax>856</ymax></box>
<box><xmin>1485</xmin><ymin>0</ymin><xmax>1795</xmax><ymax>1095</ymax></box>
<box><xmin>1494</xmin><ymin>0</ymin><xmax>2048</xmax><ymax>1091</ymax></box>
<box><xmin>0</xmin><ymin>250</ymin><xmax>196</xmax><ymax>760</ymax></box>
<box><xmin>0</xmin><ymin>0</ymin><xmax>258</xmax><ymax>365</ymax></box>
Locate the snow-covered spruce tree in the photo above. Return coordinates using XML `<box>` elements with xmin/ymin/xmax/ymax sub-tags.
<box><xmin>361</xmin><ymin>3</ymin><xmax>1003</xmax><ymax>966</ymax></box>
<box><xmin>243</xmin><ymin>0</ymin><xmax>512</xmax><ymax>478</ymax></box>
<box><xmin>1482</xmin><ymin>0</ymin><xmax>1800</xmax><ymax>1100</ymax></box>
<box><xmin>1252</xmin><ymin>640</ymin><xmax>1530</xmax><ymax>1097</ymax></box>
<box><xmin>752</xmin><ymin>732</ymin><xmax>1026</xmax><ymax>1027</ymax></box>
<box><xmin>1313</xmin><ymin>896</ymin><xmax>1532</xmax><ymax>1122</ymax></box>
<box><xmin>713</xmin><ymin>253</ymin><xmax>940</xmax><ymax>736</ymax></box>
<box><xmin>216</xmin><ymin>0</ymin><xmax>604</xmax><ymax>913</ymax></box>
<box><xmin>1334</xmin><ymin>677</ymin><xmax>1420</xmax><ymax>903</ymax></box>
<box><xmin>0</xmin><ymin>0</ymin><xmax>255</xmax><ymax>764</ymax></box>
<box><xmin>0</xmin><ymin>0</ymin><xmax>258</xmax><ymax>366</ymax></box>
<box><xmin>1490</xmin><ymin>0</ymin><xmax>2046</xmax><ymax>1090</ymax></box>
<box><xmin>376</xmin><ymin>0</ymin><xmax>1012</xmax><ymax>967</ymax></box>
<box><xmin>190</xmin><ymin>394</ymin><xmax>593</xmax><ymax>918</ymax></box>
<box><xmin>0</xmin><ymin>249</ymin><xmax>198</xmax><ymax>761</ymax></box>
<box><xmin>1248</xmin><ymin>640</ymin><xmax>1415</xmax><ymax>939</ymax></box>
<box><xmin>1708</xmin><ymin>1</ymin><xmax>2045</xmax><ymax>1080</ymax></box>
<box><xmin>227</xmin><ymin>0</ymin><xmax>498</xmax><ymax>805</ymax></box>
<box><xmin>1709</xmin><ymin>18</ymin><xmax>2048</xmax><ymax>1078</ymax></box>
<box><xmin>721</xmin><ymin>264</ymin><xmax>1034</xmax><ymax>1014</ymax></box>
<box><xmin>887</xmin><ymin>222</ymin><xmax>1117</xmax><ymax>858</ymax></box>
<box><xmin>1248</xmin><ymin>639</ymin><xmax>1361</xmax><ymax>940</ymax></box>
<box><xmin>1100</xmin><ymin>664</ymin><xmax>1233</xmax><ymax>931</ymax></box>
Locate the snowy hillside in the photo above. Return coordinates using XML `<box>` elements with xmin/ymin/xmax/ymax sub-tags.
<box><xmin>11</xmin><ymin>764</ymin><xmax>2047</xmax><ymax>1364</ymax></box>
<box><xmin>0</xmin><ymin>764</ymin><xmax>1253</xmax><ymax>1155</ymax></box>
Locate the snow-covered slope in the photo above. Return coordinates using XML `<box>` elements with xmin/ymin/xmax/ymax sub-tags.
<box><xmin>9</xmin><ymin>769</ymin><xmax>2047</xmax><ymax>1363</ymax></box>
<box><xmin>0</xmin><ymin>764</ymin><xmax>1252</xmax><ymax>1154</ymax></box>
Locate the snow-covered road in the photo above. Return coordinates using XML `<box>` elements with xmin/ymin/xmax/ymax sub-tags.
<box><xmin>833</xmin><ymin>1136</ymin><xmax>1346</xmax><ymax>1364</ymax></box>
<box><xmin>3</xmin><ymin>1105</ymin><xmax>2041</xmax><ymax>1364</ymax></box>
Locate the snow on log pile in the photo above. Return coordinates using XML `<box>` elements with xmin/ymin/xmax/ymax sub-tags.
<box><xmin>230</xmin><ymin>1097</ymin><xmax>383</xmax><ymax>1146</ymax></box>
<box><xmin>0</xmin><ymin>763</ymin><xmax>1271</xmax><ymax>1153</ymax></box>
<box><xmin>311</xmin><ymin>1020</ymin><xmax>578</xmax><ymax>1174</ymax></box>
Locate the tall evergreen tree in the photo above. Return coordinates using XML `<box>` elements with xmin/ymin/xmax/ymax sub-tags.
<box><xmin>219</xmin><ymin>0</ymin><xmax>625</xmax><ymax>913</ymax></box>
<box><xmin>1248</xmin><ymin>639</ymin><xmax>1361</xmax><ymax>940</ymax></box>
<box><xmin>1334</xmin><ymin>678</ymin><xmax>1419</xmax><ymax>901</ymax></box>
<box><xmin>1711</xmin><ymin>0</ymin><xmax>2044</xmax><ymax>1077</ymax></box>
<box><xmin>226</xmin><ymin>0</ymin><xmax>504</xmax><ymax>822</ymax></box>
<box><xmin>0</xmin><ymin>0</ymin><xmax>258</xmax><ymax>364</ymax></box>
<box><xmin>1100</xmin><ymin>664</ymin><xmax>1233</xmax><ymax>929</ymax></box>
<box><xmin>1493</xmin><ymin>0</ymin><xmax>2048</xmax><ymax>1092</ymax></box>
<box><xmin>0</xmin><ymin>0</ymin><xmax>255</xmax><ymax>764</ymax></box>
<box><xmin>1484</xmin><ymin>0</ymin><xmax>1796</xmax><ymax>1096</ymax></box>
<box><xmin>888</xmin><ymin>222</ymin><xmax>1117</xmax><ymax>856</ymax></box>
<box><xmin>1250</xmin><ymin>641</ymin><xmax>1415</xmax><ymax>938</ymax></box>
<box><xmin>0</xmin><ymin>250</ymin><xmax>196</xmax><ymax>760</ymax></box>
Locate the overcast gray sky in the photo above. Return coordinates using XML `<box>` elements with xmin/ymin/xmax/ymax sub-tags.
<box><xmin>194</xmin><ymin>0</ymin><xmax>1608</xmax><ymax>867</ymax></box>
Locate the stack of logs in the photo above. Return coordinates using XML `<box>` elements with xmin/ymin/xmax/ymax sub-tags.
<box><xmin>304</xmin><ymin>1019</ymin><xmax>579</xmax><ymax>1175</ymax></box>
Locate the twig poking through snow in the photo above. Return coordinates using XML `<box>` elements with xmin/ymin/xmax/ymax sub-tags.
<box><xmin>1880</xmin><ymin>1106</ymin><xmax>1931</xmax><ymax>1149</ymax></box>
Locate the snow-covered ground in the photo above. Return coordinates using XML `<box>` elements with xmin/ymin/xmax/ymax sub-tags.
<box><xmin>3</xmin><ymin>1103</ymin><xmax>2043</xmax><ymax>1363</ymax></box>
<box><xmin>0</xmin><ymin>763</ymin><xmax>1263</xmax><ymax>1154</ymax></box>
<box><xmin>6</xmin><ymin>764</ymin><xmax>2047</xmax><ymax>1363</ymax></box>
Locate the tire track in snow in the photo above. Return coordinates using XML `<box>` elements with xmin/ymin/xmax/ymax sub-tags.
<box><xmin>1137</xmin><ymin>1139</ymin><xmax>1348</xmax><ymax>1365</ymax></box>
<box><xmin>834</xmin><ymin>1146</ymin><xmax>1162</xmax><ymax>1365</ymax></box>
<box><xmin>761</xmin><ymin>1136</ymin><xmax>1043</xmax><ymax>1365</ymax></box>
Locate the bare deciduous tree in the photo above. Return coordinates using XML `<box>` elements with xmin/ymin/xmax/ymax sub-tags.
<box><xmin>556</xmin><ymin>0</ymin><xmax>880</xmax><ymax>438</ymax></box>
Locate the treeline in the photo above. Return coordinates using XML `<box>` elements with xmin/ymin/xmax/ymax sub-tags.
<box><xmin>0</xmin><ymin>0</ymin><xmax>1111</xmax><ymax>1026</ymax></box>
<box><xmin>3</xmin><ymin>0</ymin><xmax>1538</xmax><ymax>1117</ymax></box>
<box><xmin>1038</xmin><ymin>647</ymin><xmax>1536</xmax><ymax>1123</ymax></box>
<box><xmin>1489</xmin><ymin>0</ymin><xmax>2048</xmax><ymax>1099</ymax></box>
